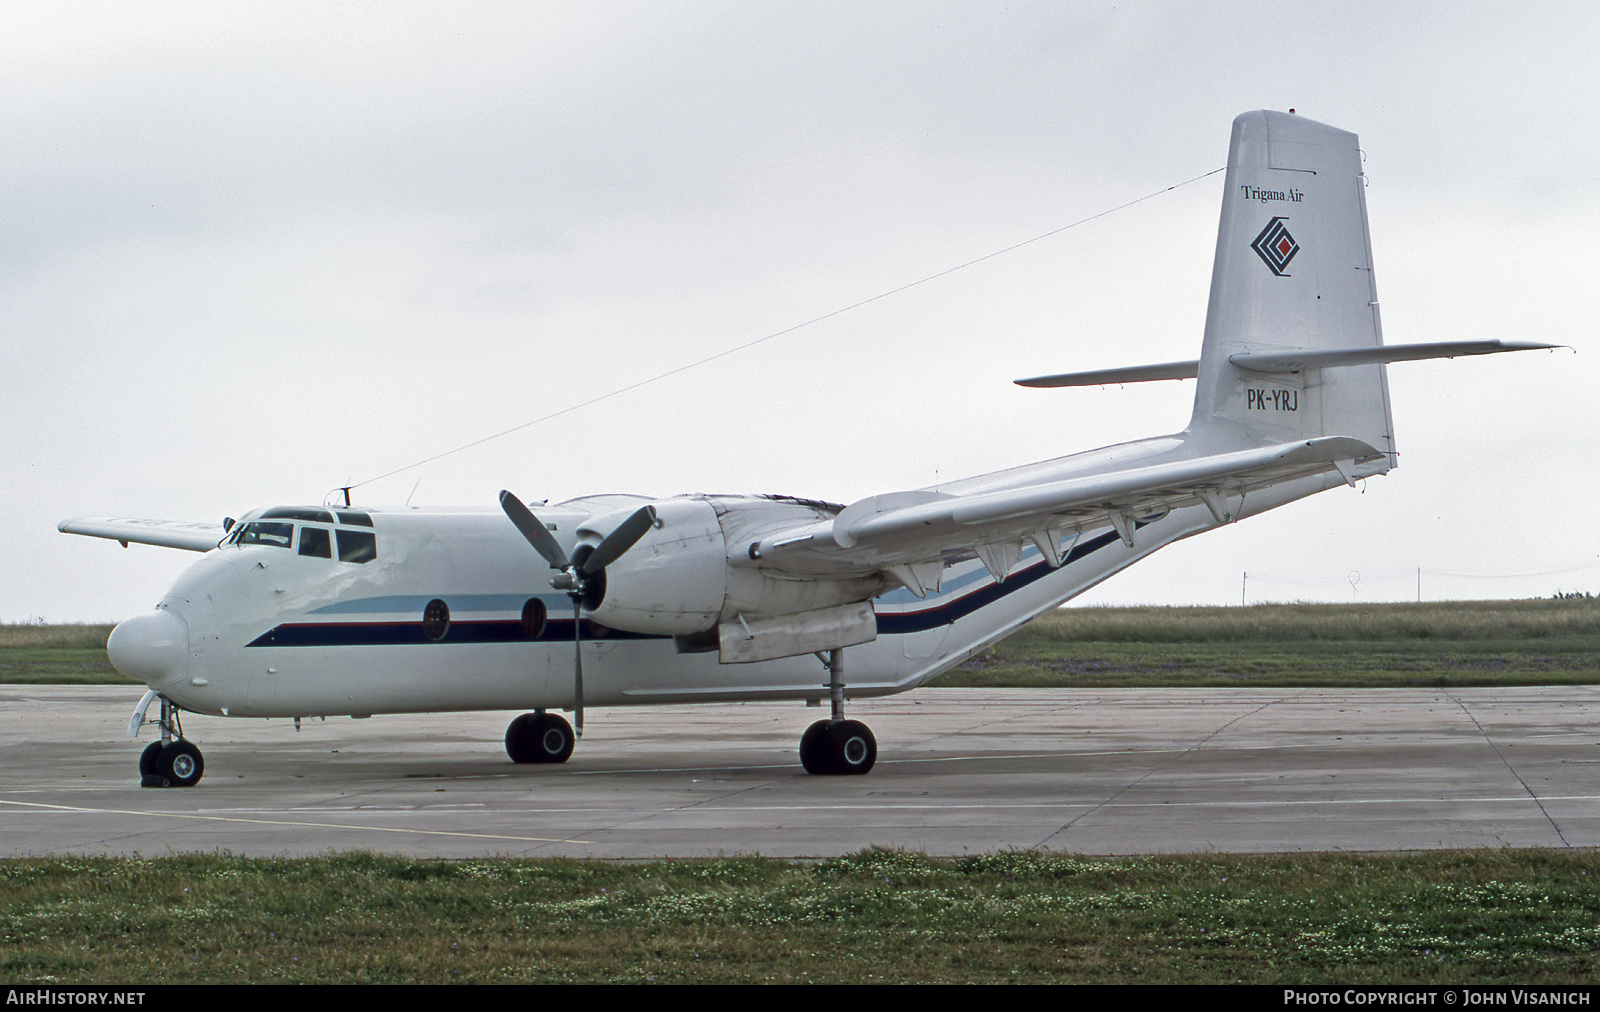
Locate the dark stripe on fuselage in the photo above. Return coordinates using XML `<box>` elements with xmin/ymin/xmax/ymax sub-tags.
<box><xmin>246</xmin><ymin>618</ymin><xmax>665</xmax><ymax>648</ymax></box>
<box><xmin>246</xmin><ymin>526</ymin><xmax>1126</xmax><ymax>648</ymax></box>
<box><xmin>874</xmin><ymin>527</ymin><xmax>1121</xmax><ymax>634</ymax></box>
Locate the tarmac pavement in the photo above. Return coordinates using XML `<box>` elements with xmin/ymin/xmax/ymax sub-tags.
<box><xmin>2</xmin><ymin>685</ymin><xmax>1597</xmax><ymax>858</ymax></box>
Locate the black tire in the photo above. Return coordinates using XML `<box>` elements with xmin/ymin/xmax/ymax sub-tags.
<box><xmin>156</xmin><ymin>740</ymin><xmax>205</xmax><ymax>788</ymax></box>
<box><xmin>826</xmin><ymin>720</ymin><xmax>876</xmax><ymax>775</ymax></box>
<box><xmin>139</xmin><ymin>741</ymin><xmax>164</xmax><ymax>777</ymax></box>
<box><xmin>800</xmin><ymin>719</ymin><xmax>877</xmax><ymax>775</ymax></box>
<box><xmin>505</xmin><ymin>713</ymin><xmax>536</xmax><ymax>762</ymax></box>
<box><xmin>506</xmin><ymin>712</ymin><xmax>575</xmax><ymax>764</ymax></box>
<box><xmin>799</xmin><ymin>719</ymin><xmax>832</xmax><ymax>774</ymax></box>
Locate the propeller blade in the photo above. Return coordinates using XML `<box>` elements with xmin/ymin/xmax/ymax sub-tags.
<box><xmin>572</xmin><ymin>596</ymin><xmax>584</xmax><ymax>738</ymax></box>
<box><xmin>499</xmin><ymin>490</ymin><xmax>569</xmax><ymax>571</ymax></box>
<box><xmin>579</xmin><ymin>505</ymin><xmax>657</xmax><ymax>575</ymax></box>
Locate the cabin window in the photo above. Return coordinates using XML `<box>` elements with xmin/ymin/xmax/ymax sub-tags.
<box><xmin>298</xmin><ymin>527</ymin><xmax>332</xmax><ymax>559</ymax></box>
<box><xmin>521</xmin><ymin>598</ymin><xmax>547</xmax><ymax>639</ymax></box>
<box><xmin>235</xmin><ymin>522</ymin><xmax>293</xmax><ymax>549</ymax></box>
<box><xmin>422</xmin><ymin>599</ymin><xmax>450</xmax><ymax>641</ymax></box>
<box><xmin>336</xmin><ymin>529</ymin><xmax>377</xmax><ymax>564</ymax></box>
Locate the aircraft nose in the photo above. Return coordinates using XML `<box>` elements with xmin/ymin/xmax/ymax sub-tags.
<box><xmin>107</xmin><ymin>610</ymin><xmax>189</xmax><ymax>685</ymax></box>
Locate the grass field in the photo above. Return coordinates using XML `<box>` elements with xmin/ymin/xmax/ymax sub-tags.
<box><xmin>0</xmin><ymin>624</ymin><xmax>120</xmax><ymax>684</ymax></box>
<box><xmin>7</xmin><ymin>600</ymin><xmax>1600</xmax><ymax>688</ymax></box>
<box><xmin>936</xmin><ymin>598</ymin><xmax>1600</xmax><ymax>689</ymax></box>
<box><xmin>3</xmin><ymin>849</ymin><xmax>1598</xmax><ymax>984</ymax></box>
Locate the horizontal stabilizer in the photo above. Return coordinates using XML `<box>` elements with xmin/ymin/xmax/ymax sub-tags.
<box><xmin>1015</xmin><ymin>341</ymin><xmax>1562</xmax><ymax>389</ymax></box>
<box><xmin>58</xmin><ymin>516</ymin><xmax>225</xmax><ymax>552</ymax></box>
<box><xmin>1014</xmin><ymin>360</ymin><xmax>1200</xmax><ymax>388</ymax></box>
<box><xmin>1229</xmin><ymin>340</ymin><xmax>1565</xmax><ymax>374</ymax></box>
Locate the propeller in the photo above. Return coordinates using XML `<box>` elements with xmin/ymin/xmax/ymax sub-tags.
<box><xmin>499</xmin><ymin>491</ymin><xmax>657</xmax><ymax>736</ymax></box>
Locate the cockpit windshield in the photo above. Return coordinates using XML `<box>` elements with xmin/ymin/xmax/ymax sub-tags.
<box><xmin>233</xmin><ymin>521</ymin><xmax>293</xmax><ymax>548</ymax></box>
<box><xmin>226</xmin><ymin>508</ymin><xmax>377</xmax><ymax>563</ymax></box>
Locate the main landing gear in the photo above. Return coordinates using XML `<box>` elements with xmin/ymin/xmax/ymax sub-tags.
<box><xmin>798</xmin><ymin>647</ymin><xmax>877</xmax><ymax>775</ymax></box>
<box><xmin>505</xmin><ymin>710</ymin><xmax>575</xmax><ymax>764</ymax></box>
<box><xmin>138</xmin><ymin>695</ymin><xmax>205</xmax><ymax>788</ymax></box>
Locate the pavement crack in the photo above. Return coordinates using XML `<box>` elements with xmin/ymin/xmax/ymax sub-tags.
<box><xmin>1032</xmin><ymin>695</ymin><xmax>1288</xmax><ymax>849</ymax></box>
<box><xmin>1446</xmin><ymin>692</ymin><xmax>1571</xmax><ymax>848</ymax></box>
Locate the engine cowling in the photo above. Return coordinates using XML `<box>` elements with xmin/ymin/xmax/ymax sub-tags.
<box><xmin>581</xmin><ymin>495</ymin><xmax>889</xmax><ymax>655</ymax></box>
<box><xmin>582</xmin><ymin>499</ymin><xmax>728</xmax><ymax>636</ymax></box>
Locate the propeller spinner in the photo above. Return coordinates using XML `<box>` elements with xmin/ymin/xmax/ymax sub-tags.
<box><xmin>498</xmin><ymin>491</ymin><xmax>657</xmax><ymax>736</ymax></box>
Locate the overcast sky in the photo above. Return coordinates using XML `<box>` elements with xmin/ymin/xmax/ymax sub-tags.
<box><xmin>5</xmin><ymin>1</ymin><xmax>1597</xmax><ymax>622</ymax></box>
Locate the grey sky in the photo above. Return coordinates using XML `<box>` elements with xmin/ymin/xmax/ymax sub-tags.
<box><xmin>5</xmin><ymin>1</ymin><xmax>1597</xmax><ymax>621</ymax></box>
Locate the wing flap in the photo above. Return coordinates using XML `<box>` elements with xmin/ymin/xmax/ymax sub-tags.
<box><xmin>58</xmin><ymin>516</ymin><xmax>225</xmax><ymax>553</ymax></box>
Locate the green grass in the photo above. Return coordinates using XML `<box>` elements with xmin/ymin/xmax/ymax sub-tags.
<box><xmin>0</xmin><ymin>624</ymin><xmax>123</xmax><ymax>685</ymax></box>
<box><xmin>935</xmin><ymin>599</ymin><xmax>1600</xmax><ymax>689</ymax></box>
<box><xmin>2</xmin><ymin>849</ymin><xmax>1596</xmax><ymax>984</ymax></box>
<box><xmin>0</xmin><ymin>624</ymin><xmax>115</xmax><ymax>649</ymax></box>
<box><xmin>1013</xmin><ymin>599</ymin><xmax>1600</xmax><ymax>642</ymax></box>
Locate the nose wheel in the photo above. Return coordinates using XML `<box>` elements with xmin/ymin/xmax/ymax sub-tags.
<box><xmin>136</xmin><ymin>695</ymin><xmax>206</xmax><ymax>787</ymax></box>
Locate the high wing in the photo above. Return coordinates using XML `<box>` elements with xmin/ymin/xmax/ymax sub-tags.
<box><xmin>742</xmin><ymin>435</ymin><xmax>1385</xmax><ymax>592</ymax></box>
<box><xmin>57</xmin><ymin>516</ymin><xmax>226</xmax><ymax>552</ymax></box>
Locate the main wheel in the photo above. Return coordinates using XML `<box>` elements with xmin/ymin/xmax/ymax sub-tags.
<box><xmin>799</xmin><ymin>719</ymin><xmax>831</xmax><ymax>773</ymax></box>
<box><xmin>826</xmin><ymin>720</ymin><xmax>876</xmax><ymax>775</ymax></box>
<box><xmin>155</xmin><ymin>740</ymin><xmax>205</xmax><ymax>787</ymax></box>
<box><xmin>138</xmin><ymin>741</ymin><xmax>164</xmax><ymax>777</ymax></box>
<box><xmin>506</xmin><ymin>712</ymin><xmax>575</xmax><ymax>764</ymax></box>
<box><xmin>799</xmin><ymin>719</ymin><xmax>877</xmax><ymax>775</ymax></box>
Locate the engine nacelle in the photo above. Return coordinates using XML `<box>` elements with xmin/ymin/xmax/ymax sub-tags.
<box><xmin>584</xmin><ymin>498</ymin><xmax>728</xmax><ymax>636</ymax></box>
<box><xmin>583</xmin><ymin>495</ymin><xmax>889</xmax><ymax>650</ymax></box>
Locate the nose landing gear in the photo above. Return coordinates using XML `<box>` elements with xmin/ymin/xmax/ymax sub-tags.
<box><xmin>136</xmin><ymin>695</ymin><xmax>206</xmax><ymax>788</ymax></box>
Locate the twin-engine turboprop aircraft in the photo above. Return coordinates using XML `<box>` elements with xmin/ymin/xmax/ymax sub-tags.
<box><xmin>63</xmin><ymin>111</ymin><xmax>1555</xmax><ymax>787</ymax></box>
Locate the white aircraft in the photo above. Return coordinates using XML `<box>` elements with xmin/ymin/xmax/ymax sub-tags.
<box><xmin>62</xmin><ymin>110</ymin><xmax>1554</xmax><ymax>787</ymax></box>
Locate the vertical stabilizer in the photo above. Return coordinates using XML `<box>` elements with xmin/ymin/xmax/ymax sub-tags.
<box><xmin>1188</xmin><ymin>111</ymin><xmax>1396</xmax><ymax>472</ymax></box>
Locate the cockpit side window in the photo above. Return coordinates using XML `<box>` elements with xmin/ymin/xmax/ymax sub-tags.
<box><xmin>298</xmin><ymin>527</ymin><xmax>332</xmax><ymax>559</ymax></box>
<box><xmin>235</xmin><ymin>521</ymin><xmax>294</xmax><ymax>548</ymax></box>
<box><xmin>336</xmin><ymin>529</ymin><xmax>377</xmax><ymax>564</ymax></box>
<box><xmin>336</xmin><ymin>511</ymin><xmax>373</xmax><ymax>527</ymax></box>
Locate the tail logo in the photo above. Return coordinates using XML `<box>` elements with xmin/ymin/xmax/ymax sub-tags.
<box><xmin>1250</xmin><ymin>217</ymin><xmax>1300</xmax><ymax>276</ymax></box>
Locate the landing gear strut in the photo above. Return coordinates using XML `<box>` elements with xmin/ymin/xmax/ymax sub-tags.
<box><xmin>798</xmin><ymin>648</ymin><xmax>877</xmax><ymax>775</ymax></box>
<box><xmin>139</xmin><ymin>696</ymin><xmax>205</xmax><ymax>788</ymax></box>
<box><xmin>506</xmin><ymin>710</ymin><xmax>576</xmax><ymax>764</ymax></box>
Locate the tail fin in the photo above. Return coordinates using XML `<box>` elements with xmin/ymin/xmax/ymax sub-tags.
<box><xmin>1187</xmin><ymin>110</ymin><xmax>1396</xmax><ymax>473</ymax></box>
